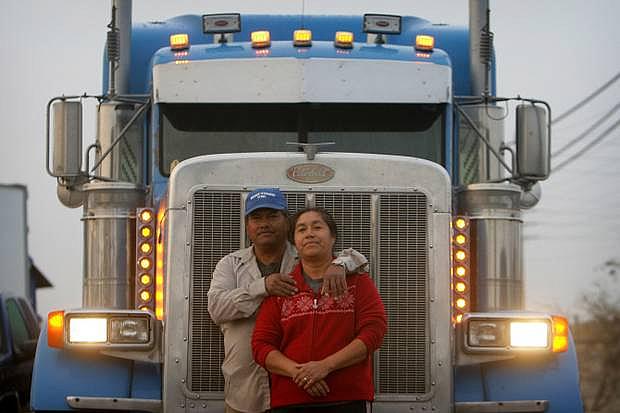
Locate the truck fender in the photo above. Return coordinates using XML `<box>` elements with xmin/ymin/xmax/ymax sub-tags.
<box><xmin>455</xmin><ymin>331</ymin><xmax>584</xmax><ymax>413</ymax></box>
<box><xmin>31</xmin><ymin>324</ymin><xmax>161</xmax><ymax>411</ymax></box>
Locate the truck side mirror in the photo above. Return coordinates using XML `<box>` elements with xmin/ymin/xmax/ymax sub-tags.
<box><xmin>515</xmin><ymin>103</ymin><xmax>550</xmax><ymax>181</ymax></box>
<box><xmin>52</xmin><ymin>101</ymin><xmax>83</xmax><ymax>178</ymax></box>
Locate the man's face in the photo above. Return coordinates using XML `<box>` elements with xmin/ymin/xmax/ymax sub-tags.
<box><xmin>246</xmin><ymin>208</ymin><xmax>289</xmax><ymax>249</ymax></box>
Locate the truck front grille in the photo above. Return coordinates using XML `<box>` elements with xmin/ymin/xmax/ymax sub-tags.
<box><xmin>189</xmin><ymin>190</ymin><xmax>428</xmax><ymax>395</ymax></box>
<box><xmin>189</xmin><ymin>191</ymin><xmax>241</xmax><ymax>392</ymax></box>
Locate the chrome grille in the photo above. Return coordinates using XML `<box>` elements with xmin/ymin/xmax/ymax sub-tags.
<box><xmin>376</xmin><ymin>193</ymin><xmax>429</xmax><ymax>394</ymax></box>
<box><xmin>315</xmin><ymin>193</ymin><xmax>372</xmax><ymax>260</ymax></box>
<box><xmin>189</xmin><ymin>191</ymin><xmax>241</xmax><ymax>392</ymax></box>
<box><xmin>285</xmin><ymin>192</ymin><xmax>307</xmax><ymax>216</ymax></box>
<box><xmin>188</xmin><ymin>190</ymin><xmax>429</xmax><ymax>395</ymax></box>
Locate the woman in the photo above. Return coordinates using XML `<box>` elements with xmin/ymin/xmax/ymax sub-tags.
<box><xmin>252</xmin><ymin>207</ymin><xmax>387</xmax><ymax>413</ymax></box>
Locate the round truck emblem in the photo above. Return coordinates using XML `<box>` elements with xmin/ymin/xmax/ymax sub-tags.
<box><xmin>286</xmin><ymin>163</ymin><xmax>335</xmax><ymax>184</ymax></box>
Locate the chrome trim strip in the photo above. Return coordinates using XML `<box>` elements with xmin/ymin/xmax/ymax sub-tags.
<box><xmin>66</xmin><ymin>396</ymin><xmax>162</xmax><ymax>412</ymax></box>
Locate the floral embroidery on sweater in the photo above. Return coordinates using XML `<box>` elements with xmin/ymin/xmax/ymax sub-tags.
<box><xmin>280</xmin><ymin>286</ymin><xmax>356</xmax><ymax>321</ymax></box>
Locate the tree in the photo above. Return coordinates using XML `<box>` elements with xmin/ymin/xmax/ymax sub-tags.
<box><xmin>581</xmin><ymin>259</ymin><xmax>620</xmax><ymax>412</ymax></box>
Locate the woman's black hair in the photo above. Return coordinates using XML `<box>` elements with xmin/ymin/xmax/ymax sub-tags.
<box><xmin>290</xmin><ymin>207</ymin><xmax>338</xmax><ymax>241</ymax></box>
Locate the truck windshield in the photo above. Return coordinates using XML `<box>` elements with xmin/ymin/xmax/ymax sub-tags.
<box><xmin>160</xmin><ymin>103</ymin><xmax>445</xmax><ymax>176</ymax></box>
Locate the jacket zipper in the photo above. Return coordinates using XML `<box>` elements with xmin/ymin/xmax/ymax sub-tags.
<box><xmin>310</xmin><ymin>293</ymin><xmax>319</xmax><ymax>361</ymax></box>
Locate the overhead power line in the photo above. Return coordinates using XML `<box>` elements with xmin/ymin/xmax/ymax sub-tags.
<box><xmin>552</xmin><ymin>101</ymin><xmax>620</xmax><ymax>157</ymax></box>
<box><xmin>553</xmin><ymin>116</ymin><xmax>620</xmax><ymax>173</ymax></box>
<box><xmin>552</xmin><ymin>70</ymin><xmax>620</xmax><ymax>124</ymax></box>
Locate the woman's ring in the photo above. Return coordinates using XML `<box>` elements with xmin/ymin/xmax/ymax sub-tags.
<box><xmin>303</xmin><ymin>377</ymin><xmax>309</xmax><ymax>382</ymax></box>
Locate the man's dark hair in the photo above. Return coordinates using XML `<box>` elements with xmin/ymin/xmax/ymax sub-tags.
<box><xmin>290</xmin><ymin>207</ymin><xmax>338</xmax><ymax>241</ymax></box>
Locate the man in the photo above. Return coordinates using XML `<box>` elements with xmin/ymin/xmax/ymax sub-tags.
<box><xmin>208</xmin><ymin>188</ymin><xmax>368</xmax><ymax>413</ymax></box>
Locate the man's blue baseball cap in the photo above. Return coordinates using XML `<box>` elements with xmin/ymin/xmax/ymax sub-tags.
<box><xmin>245</xmin><ymin>188</ymin><xmax>288</xmax><ymax>216</ymax></box>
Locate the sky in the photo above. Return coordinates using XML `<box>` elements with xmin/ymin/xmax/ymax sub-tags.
<box><xmin>1</xmin><ymin>1</ymin><xmax>619</xmax><ymax>319</ymax></box>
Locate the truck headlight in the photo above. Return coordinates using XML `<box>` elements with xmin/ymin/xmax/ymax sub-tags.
<box><xmin>110</xmin><ymin>318</ymin><xmax>150</xmax><ymax>343</ymax></box>
<box><xmin>510</xmin><ymin>321</ymin><xmax>548</xmax><ymax>348</ymax></box>
<box><xmin>69</xmin><ymin>318</ymin><xmax>107</xmax><ymax>343</ymax></box>
<box><xmin>48</xmin><ymin>310</ymin><xmax>157</xmax><ymax>350</ymax></box>
<box><xmin>462</xmin><ymin>313</ymin><xmax>568</xmax><ymax>354</ymax></box>
<box><xmin>468</xmin><ymin>319</ymin><xmax>508</xmax><ymax>347</ymax></box>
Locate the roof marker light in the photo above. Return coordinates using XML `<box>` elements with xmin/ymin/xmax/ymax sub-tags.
<box><xmin>251</xmin><ymin>31</ymin><xmax>271</xmax><ymax>48</ymax></box>
<box><xmin>415</xmin><ymin>34</ymin><xmax>435</xmax><ymax>51</ymax></box>
<box><xmin>335</xmin><ymin>31</ymin><xmax>354</xmax><ymax>49</ymax></box>
<box><xmin>170</xmin><ymin>33</ymin><xmax>190</xmax><ymax>50</ymax></box>
<box><xmin>293</xmin><ymin>29</ymin><xmax>312</xmax><ymax>47</ymax></box>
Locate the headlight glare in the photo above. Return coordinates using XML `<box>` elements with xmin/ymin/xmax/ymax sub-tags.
<box><xmin>510</xmin><ymin>321</ymin><xmax>549</xmax><ymax>348</ymax></box>
<box><xmin>68</xmin><ymin>317</ymin><xmax>107</xmax><ymax>343</ymax></box>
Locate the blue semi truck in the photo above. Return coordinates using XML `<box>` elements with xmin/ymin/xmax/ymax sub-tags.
<box><xmin>32</xmin><ymin>1</ymin><xmax>584</xmax><ymax>412</ymax></box>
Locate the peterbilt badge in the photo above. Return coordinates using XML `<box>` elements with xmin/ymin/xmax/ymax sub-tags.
<box><xmin>286</xmin><ymin>163</ymin><xmax>335</xmax><ymax>183</ymax></box>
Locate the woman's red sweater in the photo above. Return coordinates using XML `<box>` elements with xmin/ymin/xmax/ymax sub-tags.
<box><xmin>252</xmin><ymin>262</ymin><xmax>387</xmax><ymax>409</ymax></box>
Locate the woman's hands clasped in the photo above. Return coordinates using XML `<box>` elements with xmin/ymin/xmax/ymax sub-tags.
<box><xmin>292</xmin><ymin>360</ymin><xmax>332</xmax><ymax>397</ymax></box>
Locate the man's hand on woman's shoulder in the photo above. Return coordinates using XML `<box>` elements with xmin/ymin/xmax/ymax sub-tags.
<box><xmin>265</xmin><ymin>273</ymin><xmax>298</xmax><ymax>297</ymax></box>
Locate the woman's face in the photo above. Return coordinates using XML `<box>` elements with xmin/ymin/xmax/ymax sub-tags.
<box><xmin>294</xmin><ymin>211</ymin><xmax>336</xmax><ymax>260</ymax></box>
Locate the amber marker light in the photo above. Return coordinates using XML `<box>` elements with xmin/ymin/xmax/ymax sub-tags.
<box><xmin>455</xmin><ymin>250</ymin><xmax>466</xmax><ymax>261</ymax></box>
<box><xmin>139</xmin><ymin>258</ymin><xmax>152</xmax><ymax>270</ymax></box>
<box><xmin>552</xmin><ymin>316</ymin><xmax>569</xmax><ymax>353</ymax></box>
<box><xmin>455</xmin><ymin>314</ymin><xmax>464</xmax><ymax>323</ymax></box>
<box><xmin>48</xmin><ymin>310</ymin><xmax>65</xmax><ymax>348</ymax></box>
<box><xmin>415</xmin><ymin>34</ymin><xmax>435</xmax><ymax>51</ymax></box>
<box><xmin>455</xmin><ymin>234</ymin><xmax>466</xmax><ymax>245</ymax></box>
<box><xmin>455</xmin><ymin>218</ymin><xmax>467</xmax><ymax>230</ymax></box>
<box><xmin>455</xmin><ymin>282</ymin><xmax>467</xmax><ymax>293</ymax></box>
<box><xmin>251</xmin><ymin>31</ymin><xmax>271</xmax><ymax>48</ymax></box>
<box><xmin>141</xmin><ymin>226</ymin><xmax>152</xmax><ymax>238</ymax></box>
<box><xmin>140</xmin><ymin>210</ymin><xmax>153</xmax><ymax>223</ymax></box>
<box><xmin>140</xmin><ymin>290</ymin><xmax>151</xmax><ymax>302</ymax></box>
<box><xmin>456</xmin><ymin>298</ymin><xmax>467</xmax><ymax>309</ymax></box>
<box><xmin>334</xmin><ymin>31</ymin><xmax>354</xmax><ymax>48</ymax></box>
<box><xmin>140</xmin><ymin>274</ymin><xmax>152</xmax><ymax>286</ymax></box>
<box><xmin>155</xmin><ymin>204</ymin><xmax>166</xmax><ymax>320</ymax></box>
<box><xmin>140</xmin><ymin>242</ymin><xmax>153</xmax><ymax>254</ymax></box>
<box><xmin>455</xmin><ymin>266</ymin><xmax>467</xmax><ymax>277</ymax></box>
<box><xmin>170</xmin><ymin>33</ymin><xmax>190</xmax><ymax>50</ymax></box>
<box><xmin>293</xmin><ymin>29</ymin><xmax>312</xmax><ymax>46</ymax></box>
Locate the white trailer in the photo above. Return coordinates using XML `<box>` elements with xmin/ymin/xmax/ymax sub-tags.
<box><xmin>0</xmin><ymin>184</ymin><xmax>30</xmax><ymax>300</ymax></box>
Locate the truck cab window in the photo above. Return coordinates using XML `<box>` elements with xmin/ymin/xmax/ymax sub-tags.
<box><xmin>0</xmin><ymin>311</ymin><xmax>6</xmax><ymax>355</ymax></box>
<box><xmin>6</xmin><ymin>299</ymin><xmax>32</xmax><ymax>349</ymax></box>
<box><xmin>160</xmin><ymin>103</ymin><xmax>444</xmax><ymax>176</ymax></box>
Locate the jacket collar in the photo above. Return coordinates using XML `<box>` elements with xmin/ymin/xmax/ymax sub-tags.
<box><xmin>231</xmin><ymin>242</ymin><xmax>298</xmax><ymax>266</ymax></box>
